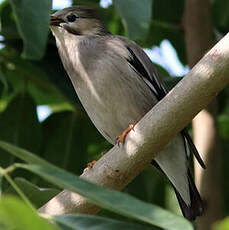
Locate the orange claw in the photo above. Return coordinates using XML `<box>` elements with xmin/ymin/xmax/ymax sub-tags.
<box><xmin>116</xmin><ymin>124</ymin><xmax>135</xmax><ymax>146</ymax></box>
<box><xmin>83</xmin><ymin>160</ymin><xmax>97</xmax><ymax>172</ymax></box>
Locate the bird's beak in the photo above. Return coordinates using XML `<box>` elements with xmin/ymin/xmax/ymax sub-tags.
<box><xmin>50</xmin><ymin>16</ymin><xmax>65</xmax><ymax>26</ymax></box>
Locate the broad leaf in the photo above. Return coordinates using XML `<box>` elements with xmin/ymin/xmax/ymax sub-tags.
<box><xmin>18</xmin><ymin>163</ymin><xmax>193</xmax><ymax>230</ymax></box>
<box><xmin>53</xmin><ymin>214</ymin><xmax>158</xmax><ymax>230</ymax></box>
<box><xmin>0</xmin><ymin>71</ymin><xmax>8</xmax><ymax>98</ymax></box>
<box><xmin>42</xmin><ymin>111</ymin><xmax>108</xmax><ymax>174</ymax></box>
<box><xmin>126</xmin><ymin>167</ymin><xmax>167</xmax><ymax>207</ymax></box>
<box><xmin>0</xmin><ymin>173</ymin><xmax>2</xmax><ymax>197</ymax></box>
<box><xmin>213</xmin><ymin>217</ymin><xmax>229</xmax><ymax>230</ymax></box>
<box><xmin>9</xmin><ymin>0</ymin><xmax>52</xmax><ymax>59</ymax></box>
<box><xmin>0</xmin><ymin>1</ymin><xmax>19</xmax><ymax>39</ymax></box>
<box><xmin>0</xmin><ymin>196</ymin><xmax>57</xmax><ymax>230</ymax></box>
<box><xmin>153</xmin><ymin>0</ymin><xmax>184</xmax><ymax>24</ymax></box>
<box><xmin>6</xmin><ymin>178</ymin><xmax>59</xmax><ymax>208</ymax></box>
<box><xmin>113</xmin><ymin>0</ymin><xmax>152</xmax><ymax>40</ymax></box>
<box><xmin>212</xmin><ymin>0</ymin><xmax>229</xmax><ymax>32</ymax></box>
<box><xmin>0</xmin><ymin>140</ymin><xmax>51</xmax><ymax>167</ymax></box>
<box><xmin>0</xmin><ymin>93</ymin><xmax>42</xmax><ymax>167</ymax></box>
<box><xmin>0</xmin><ymin>47</ymin><xmax>68</xmax><ymax>106</ymax></box>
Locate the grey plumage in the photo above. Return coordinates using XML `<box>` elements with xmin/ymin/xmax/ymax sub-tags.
<box><xmin>50</xmin><ymin>6</ymin><xmax>205</xmax><ymax>220</ymax></box>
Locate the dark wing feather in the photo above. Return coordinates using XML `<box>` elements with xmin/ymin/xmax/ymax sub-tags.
<box><xmin>126</xmin><ymin>45</ymin><xmax>205</xmax><ymax>169</ymax></box>
<box><xmin>126</xmin><ymin>46</ymin><xmax>167</xmax><ymax>101</ymax></box>
<box><xmin>182</xmin><ymin>130</ymin><xmax>206</xmax><ymax>169</ymax></box>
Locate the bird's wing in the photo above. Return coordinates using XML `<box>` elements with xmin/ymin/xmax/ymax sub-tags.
<box><xmin>126</xmin><ymin>46</ymin><xmax>166</xmax><ymax>100</ymax></box>
<box><xmin>120</xmin><ymin>37</ymin><xmax>205</xmax><ymax>169</ymax></box>
<box><xmin>119</xmin><ymin>38</ymin><xmax>205</xmax><ymax>219</ymax></box>
<box><xmin>181</xmin><ymin>130</ymin><xmax>206</xmax><ymax>169</ymax></box>
<box><xmin>125</xmin><ymin>42</ymin><xmax>167</xmax><ymax>101</ymax></box>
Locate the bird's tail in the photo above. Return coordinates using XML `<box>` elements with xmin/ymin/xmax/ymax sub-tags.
<box><xmin>152</xmin><ymin>134</ymin><xmax>205</xmax><ymax>221</ymax></box>
<box><xmin>152</xmin><ymin>159</ymin><xmax>204</xmax><ymax>221</ymax></box>
<box><xmin>173</xmin><ymin>169</ymin><xmax>204</xmax><ymax>221</ymax></box>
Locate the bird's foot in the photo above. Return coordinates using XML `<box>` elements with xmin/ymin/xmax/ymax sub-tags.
<box><xmin>116</xmin><ymin>124</ymin><xmax>135</xmax><ymax>146</ymax></box>
<box><xmin>83</xmin><ymin>160</ymin><xmax>97</xmax><ymax>172</ymax></box>
<box><xmin>101</xmin><ymin>151</ymin><xmax>107</xmax><ymax>156</ymax></box>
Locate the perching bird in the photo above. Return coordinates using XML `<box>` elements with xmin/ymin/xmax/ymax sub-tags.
<box><xmin>50</xmin><ymin>6</ymin><xmax>205</xmax><ymax>221</ymax></box>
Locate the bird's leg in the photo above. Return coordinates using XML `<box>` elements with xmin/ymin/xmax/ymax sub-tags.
<box><xmin>84</xmin><ymin>125</ymin><xmax>135</xmax><ymax>171</ymax></box>
<box><xmin>83</xmin><ymin>160</ymin><xmax>97</xmax><ymax>172</ymax></box>
<box><xmin>116</xmin><ymin>124</ymin><xmax>135</xmax><ymax>145</ymax></box>
<box><xmin>83</xmin><ymin>151</ymin><xmax>107</xmax><ymax>172</ymax></box>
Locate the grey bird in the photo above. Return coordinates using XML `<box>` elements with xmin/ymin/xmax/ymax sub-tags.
<box><xmin>50</xmin><ymin>6</ymin><xmax>205</xmax><ymax>221</ymax></box>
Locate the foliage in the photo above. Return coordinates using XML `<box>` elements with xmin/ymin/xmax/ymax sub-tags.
<box><xmin>0</xmin><ymin>142</ymin><xmax>192</xmax><ymax>230</ymax></box>
<box><xmin>0</xmin><ymin>196</ymin><xmax>56</xmax><ymax>230</ymax></box>
<box><xmin>0</xmin><ymin>0</ymin><xmax>228</xmax><ymax>229</ymax></box>
<box><xmin>213</xmin><ymin>217</ymin><xmax>229</xmax><ymax>230</ymax></box>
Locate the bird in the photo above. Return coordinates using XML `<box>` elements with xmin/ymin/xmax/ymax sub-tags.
<box><xmin>50</xmin><ymin>5</ymin><xmax>205</xmax><ymax>221</ymax></box>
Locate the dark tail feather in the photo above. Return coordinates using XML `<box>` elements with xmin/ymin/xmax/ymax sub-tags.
<box><xmin>152</xmin><ymin>160</ymin><xmax>204</xmax><ymax>221</ymax></box>
<box><xmin>173</xmin><ymin>169</ymin><xmax>204</xmax><ymax>221</ymax></box>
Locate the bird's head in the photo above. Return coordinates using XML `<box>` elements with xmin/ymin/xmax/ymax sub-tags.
<box><xmin>50</xmin><ymin>6</ymin><xmax>110</xmax><ymax>37</ymax></box>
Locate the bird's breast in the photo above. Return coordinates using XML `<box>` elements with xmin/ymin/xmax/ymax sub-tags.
<box><xmin>57</xmin><ymin>37</ymin><xmax>157</xmax><ymax>144</ymax></box>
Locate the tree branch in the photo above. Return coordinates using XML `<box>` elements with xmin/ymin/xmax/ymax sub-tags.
<box><xmin>39</xmin><ymin>33</ymin><xmax>229</xmax><ymax>215</ymax></box>
<box><xmin>184</xmin><ymin>0</ymin><xmax>223</xmax><ymax>228</ymax></box>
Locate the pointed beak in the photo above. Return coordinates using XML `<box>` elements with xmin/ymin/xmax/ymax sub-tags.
<box><xmin>50</xmin><ymin>16</ymin><xmax>65</xmax><ymax>26</ymax></box>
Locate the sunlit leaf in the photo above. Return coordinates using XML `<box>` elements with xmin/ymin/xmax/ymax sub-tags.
<box><xmin>17</xmin><ymin>163</ymin><xmax>193</xmax><ymax>230</ymax></box>
<box><xmin>213</xmin><ymin>217</ymin><xmax>229</xmax><ymax>230</ymax></box>
<box><xmin>0</xmin><ymin>196</ymin><xmax>57</xmax><ymax>230</ymax></box>
<box><xmin>0</xmin><ymin>173</ymin><xmax>3</xmax><ymax>197</ymax></box>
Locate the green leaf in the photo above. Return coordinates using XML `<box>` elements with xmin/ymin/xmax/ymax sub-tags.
<box><xmin>0</xmin><ymin>140</ymin><xmax>51</xmax><ymax>167</ymax></box>
<box><xmin>42</xmin><ymin>111</ymin><xmax>107</xmax><ymax>174</ymax></box>
<box><xmin>0</xmin><ymin>47</ymin><xmax>69</xmax><ymax>106</ymax></box>
<box><xmin>113</xmin><ymin>0</ymin><xmax>152</xmax><ymax>40</ymax></box>
<box><xmin>99</xmin><ymin>5</ymin><xmax>125</xmax><ymax>36</ymax></box>
<box><xmin>219</xmin><ymin>115</ymin><xmax>229</xmax><ymax>139</ymax></box>
<box><xmin>42</xmin><ymin>111</ymin><xmax>87</xmax><ymax>173</ymax></box>
<box><xmin>212</xmin><ymin>0</ymin><xmax>229</xmax><ymax>31</ymax></box>
<box><xmin>0</xmin><ymin>173</ymin><xmax>3</xmax><ymax>197</ymax></box>
<box><xmin>53</xmin><ymin>214</ymin><xmax>158</xmax><ymax>230</ymax></box>
<box><xmin>38</xmin><ymin>46</ymin><xmax>78</xmax><ymax>105</ymax></box>
<box><xmin>9</xmin><ymin>0</ymin><xmax>52</xmax><ymax>59</ymax></box>
<box><xmin>6</xmin><ymin>178</ymin><xmax>60</xmax><ymax>208</ymax></box>
<box><xmin>0</xmin><ymin>1</ymin><xmax>20</xmax><ymax>40</ymax></box>
<box><xmin>0</xmin><ymin>93</ymin><xmax>42</xmax><ymax>167</ymax></box>
<box><xmin>0</xmin><ymin>196</ymin><xmax>57</xmax><ymax>230</ymax></box>
<box><xmin>153</xmin><ymin>0</ymin><xmax>184</xmax><ymax>24</ymax></box>
<box><xmin>213</xmin><ymin>217</ymin><xmax>229</xmax><ymax>230</ymax></box>
<box><xmin>0</xmin><ymin>71</ymin><xmax>8</xmax><ymax>98</ymax></box>
<box><xmin>126</xmin><ymin>167</ymin><xmax>166</xmax><ymax>206</ymax></box>
<box><xmin>17</xmin><ymin>163</ymin><xmax>193</xmax><ymax>230</ymax></box>
<box><xmin>0</xmin><ymin>140</ymin><xmax>191</xmax><ymax>229</ymax></box>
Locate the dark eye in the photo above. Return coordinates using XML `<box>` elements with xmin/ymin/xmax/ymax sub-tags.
<box><xmin>67</xmin><ymin>14</ymin><xmax>77</xmax><ymax>22</ymax></box>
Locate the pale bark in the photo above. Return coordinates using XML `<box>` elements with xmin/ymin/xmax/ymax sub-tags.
<box><xmin>193</xmin><ymin>103</ymin><xmax>223</xmax><ymax>228</ymax></box>
<box><xmin>184</xmin><ymin>0</ymin><xmax>223</xmax><ymax>228</ymax></box>
<box><xmin>39</xmin><ymin>33</ymin><xmax>229</xmax><ymax>216</ymax></box>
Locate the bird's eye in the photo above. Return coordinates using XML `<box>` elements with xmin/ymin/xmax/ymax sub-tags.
<box><xmin>67</xmin><ymin>14</ymin><xmax>77</xmax><ymax>22</ymax></box>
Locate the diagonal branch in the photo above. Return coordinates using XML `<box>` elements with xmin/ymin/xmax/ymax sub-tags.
<box><xmin>184</xmin><ymin>0</ymin><xmax>223</xmax><ymax>228</ymax></box>
<box><xmin>39</xmin><ymin>33</ymin><xmax>229</xmax><ymax>215</ymax></box>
